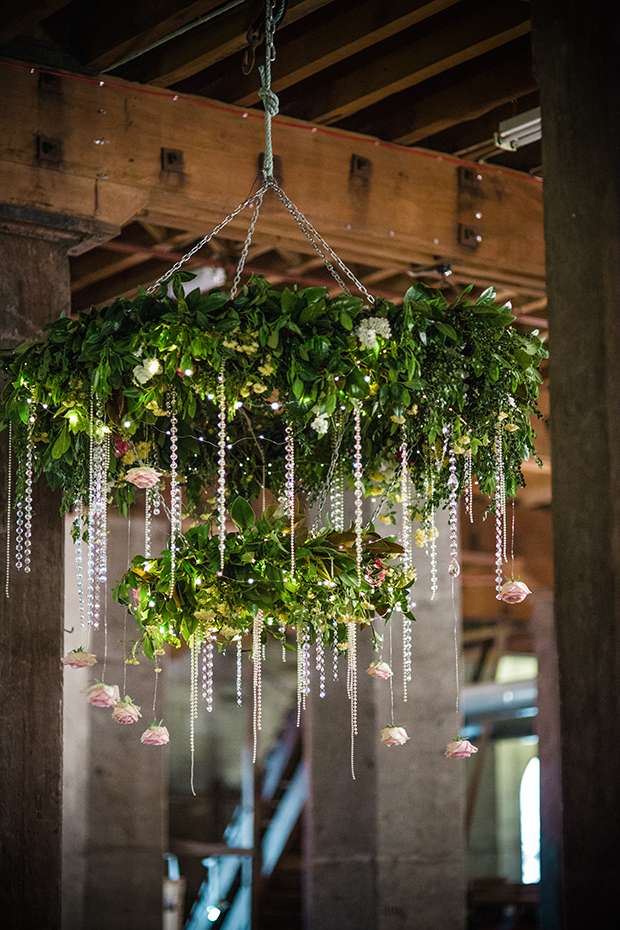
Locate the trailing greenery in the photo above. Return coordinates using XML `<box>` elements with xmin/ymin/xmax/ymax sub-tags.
<box><xmin>113</xmin><ymin>498</ymin><xmax>417</xmax><ymax>658</ymax></box>
<box><xmin>0</xmin><ymin>273</ymin><xmax>547</xmax><ymax>515</ymax></box>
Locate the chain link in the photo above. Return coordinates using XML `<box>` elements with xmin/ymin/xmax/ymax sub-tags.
<box><xmin>146</xmin><ymin>183</ymin><xmax>270</xmax><ymax>294</ymax></box>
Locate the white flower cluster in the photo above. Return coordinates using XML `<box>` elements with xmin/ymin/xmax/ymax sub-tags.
<box><xmin>310</xmin><ymin>413</ymin><xmax>330</xmax><ymax>435</ymax></box>
<box><xmin>133</xmin><ymin>358</ymin><xmax>162</xmax><ymax>384</ymax></box>
<box><xmin>355</xmin><ymin>316</ymin><xmax>391</xmax><ymax>350</ymax></box>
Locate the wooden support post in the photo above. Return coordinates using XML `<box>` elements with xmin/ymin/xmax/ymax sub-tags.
<box><xmin>531</xmin><ymin>1</ymin><xmax>620</xmax><ymax>924</ymax></box>
<box><xmin>0</xmin><ymin>222</ymin><xmax>70</xmax><ymax>930</ymax></box>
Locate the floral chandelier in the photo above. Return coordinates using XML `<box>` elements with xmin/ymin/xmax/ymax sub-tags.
<box><xmin>0</xmin><ymin>0</ymin><xmax>547</xmax><ymax>778</ymax></box>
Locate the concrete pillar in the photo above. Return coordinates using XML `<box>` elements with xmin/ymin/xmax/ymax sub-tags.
<box><xmin>304</xmin><ymin>510</ymin><xmax>466</xmax><ymax>930</ymax></box>
<box><xmin>63</xmin><ymin>511</ymin><xmax>170</xmax><ymax>930</ymax></box>
<box><xmin>531</xmin><ymin>1</ymin><xmax>620</xmax><ymax>923</ymax></box>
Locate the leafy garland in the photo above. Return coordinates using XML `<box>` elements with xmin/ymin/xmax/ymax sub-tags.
<box><xmin>0</xmin><ymin>273</ymin><xmax>547</xmax><ymax>516</ymax></box>
<box><xmin>113</xmin><ymin>499</ymin><xmax>417</xmax><ymax>659</ymax></box>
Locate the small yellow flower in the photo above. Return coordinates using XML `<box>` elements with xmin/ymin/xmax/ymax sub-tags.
<box><xmin>390</xmin><ymin>415</ymin><xmax>406</xmax><ymax>424</ymax></box>
<box><xmin>408</xmin><ymin>404</ymin><xmax>418</xmax><ymax>415</ymax></box>
<box><xmin>253</xmin><ymin>382</ymin><xmax>268</xmax><ymax>394</ymax></box>
<box><xmin>258</xmin><ymin>363</ymin><xmax>274</xmax><ymax>377</ymax></box>
<box><xmin>503</xmin><ymin>422</ymin><xmax>519</xmax><ymax>432</ymax></box>
<box><xmin>154</xmin><ymin>648</ymin><xmax>165</xmax><ymax>656</ymax></box>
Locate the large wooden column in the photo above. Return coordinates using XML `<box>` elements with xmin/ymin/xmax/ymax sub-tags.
<box><xmin>0</xmin><ymin>207</ymin><xmax>116</xmax><ymax>929</ymax></box>
<box><xmin>304</xmin><ymin>510</ymin><xmax>466</xmax><ymax>930</ymax></box>
<box><xmin>531</xmin><ymin>1</ymin><xmax>620</xmax><ymax>925</ymax></box>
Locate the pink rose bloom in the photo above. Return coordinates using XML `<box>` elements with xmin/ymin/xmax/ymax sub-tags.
<box><xmin>125</xmin><ymin>466</ymin><xmax>161</xmax><ymax>489</ymax></box>
<box><xmin>380</xmin><ymin>725</ymin><xmax>410</xmax><ymax>747</ymax></box>
<box><xmin>445</xmin><ymin>738</ymin><xmax>478</xmax><ymax>759</ymax></box>
<box><xmin>81</xmin><ymin>682</ymin><xmax>120</xmax><ymax>707</ymax></box>
<box><xmin>499</xmin><ymin>580</ymin><xmax>531</xmax><ymax>604</ymax></box>
<box><xmin>113</xmin><ymin>435</ymin><xmax>131</xmax><ymax>458</ymax></box>
<box><xmin>112</xmin><ymin>697</ymin><xmax>142</xmax><ymax>725</ymax></box>
<box><xmin>366</xmin><ymin>660</ymin><xmax>393</xmax><ymax>679</ymax></box>
<box><xmin>141</xmin><ymin>723</ymin><xmax>170</xmax><ymax>746</ymax></box>
<box><xmin>61</xmin><ymin>649</ymin><xmax>97</xmax><ymax>669</ymax></box>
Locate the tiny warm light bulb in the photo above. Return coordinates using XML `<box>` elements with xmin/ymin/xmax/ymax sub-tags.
<box><xmin>184</xmin><ymin>368</ymin><xmax>193</xmax><ymax>376</ymax></box>
<box><xmin>147</xmin><ymin>358</ymin><xmax>161</xmax><ymax>375</ymax></box>
<box><xmin>123</xmin><ymin>420</ymin><xmax>131</xmax><ymax>428</ymax></box>
<box><xmin>270</xmin><ymin>401</ymin><xmax>280</xmax><ymax>410</ymax></box>
<box><xmin>69</xmin><ymin>413</ymin><xmax>78</xmax><ymax>424</ymax></box>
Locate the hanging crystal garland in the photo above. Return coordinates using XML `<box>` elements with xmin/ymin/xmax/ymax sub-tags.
<box><xmin>22</xmin><ymin>407</ymin><xmax>35</xmax><ymax>574</ymax></box>
<box><xmin>189</xmin><ymin>631</ymin><xmax>199</xmax><ymax>796</ymax></box>
<box><xmin>347</xmin><ymin>621</ymin><xmax>358</xmax><ymax>780</ymax></box>
<box><xmin>447</xmin><ymin>431</ymin><xmax>460</xmax><ymax>579</ymax></box>
<box><xmin>331</xmin><ymin>414</ymin><xmax>345</xmax><ymax>679</ymax></box>
<box><xmin>252</xmin><ymin>610</ymin><xmax>264</xmax><ymax>763</ymax></box>
<box><xmin>167</xmin><ymin>388</ymin><xmax>181</xmax><ymax>597</ymax></box>
<box><xmin>87</xmin><ymin>395</ymin><xmax>108</xmax><ymax>632</ymax></box>
<box><xmin>144</xmin><ymin>485</ymin><xmax>153</xmax><ymax>559</ymax></box>
<box><xmin>4</xmin><ymin>421</ymin><xmax>11</xmax><ymax>597</ymax></box>
<box><xmin>296</xmin><ymin>619</ymin><xmax>311</xmax><ymax>725</ymax></box>
<box><xmin>284</xmin><ymin>423</ymin><xmax>296</xmax><ymax>571</ymax></box>
<box><xmin>217</xmin><ymin>363</ymin><xmax>227</xmax><ymax>575</ymax></box>
<box><xmin>494</xmin><ymin>424</ymin><xmax>506</xmax><ymax>598</ymax></box>
<box><xmin>464</xmin><ymin>447</ymin><xmax>474</xmax><ymax>522</ymax></box>
<box><xmin>74</xmin><ymin>499</ymin><xmax>86</xmax><ymax>630</ymax></box>
<box><xmin>236</xmin><ymin>638</ymin><xmax>243</xmax><ymax>706</ymax></box>
<box><xmin>316</xmin><ymin>639</ymin><xmax>326</xmax><ymax>699</ymax></box>
<box><xmin>400</xmin><ymin>425</ymin><xmax>413</xmax><ymax>702</ymax></box>
<box><xmin>201</xmin><ymin>634</ymin><xmax>214</xmax><ymax>713</ymax></box>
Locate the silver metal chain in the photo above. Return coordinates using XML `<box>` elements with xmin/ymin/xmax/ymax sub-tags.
<box><xmin>146</xmin><ymin>183</ymin><xmax>270</xmax><ymax>294</ymax></box>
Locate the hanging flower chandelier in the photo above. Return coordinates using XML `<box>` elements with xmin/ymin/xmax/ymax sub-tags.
<box><xmin>0</xmin><ymin>0</ymin><xmax>547</xmax><ymax>773</ymax></box>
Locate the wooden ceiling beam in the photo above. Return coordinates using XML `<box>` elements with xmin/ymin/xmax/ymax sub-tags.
<box><xmin>0</xmin><ymin>0</ymin><xmax>74</xmax><ymax>45</ymax></box>
<box><xmin>65</xmin><ymin>1</ymin><xmax>225</xmax><ymax>72</ymax></box>
<box><xmin>118</xmin><ymin>0</ymin><xmax>334</xmax><ymax>87</ymax></box>
<box><xmin>197</xmin><ymin>0</ymin><xmax>462</xmax><ymax>108</ymax></box>
<box><xmin>0</xmin><ymin>62</ymin><xmax>545</xmax><ymax>291</ymax></box>
<box><xmin>278</xmin><ymin>0</ymin><xmax>531</xmax><ymax>125</ymax></box>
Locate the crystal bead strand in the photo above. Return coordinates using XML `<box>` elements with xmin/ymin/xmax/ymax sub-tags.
<box><xmin>284</xmin><ymin>423</ymin><xmax>296</xmax><ymax>576</ymax></box>
<box><xmin>74</xmin><ymin>499</ymin><xmax>86</xmax><ymax>630</ymax></box>
<box><xmin>5</xmin><ymin>421</ymin><xmax>11</xmax><ymax>597</ymax></box>
<box><xmin>87</xmin><ymin>395</ymin><xmax>96</xmax><ymax>629</ymax></box>
<box><xmin>400</xmin><ymin>426</ymin><xmax>413</xmax><ymax>701</ymax></box>
<box><xmin>353</xmin><ymin>404</ymin><xmax>363</xmax><ymax>587</ymax></box>
<box><xmin>296</xmin><ymin>621</ymin><xmax>305</xmax><ymax>726</ymax></box>
<box><xmin>217</xmin><ymin>364</ymin><xmax>227</xmax><ymax>574</ymax></box>
<box><xmin>144</xmin><ymin>486</ymin><xmax>153</xmax><ymax>559</ymax></box>
<box><xmin>331</xmin><ymin>414</ymin><xmax>344</xmax><ymax>680</ymax></box>
<box><xmin>190</xmin><ymin>632</ymin><xmax>199</xmax><ymax>796</ymax></box>
<box><xmin>347</xmin><ymin>621</ymin><xmax>358</xmax><ymax>780</ymax></box>
<box><xmin>98</xmin><ymin>428</ymin><xmax>110</xmax><ymax>586</ymax></box>
<box><xmin>22</xmin><ymin>411</ymin><xmax>35</xmax><ymax>574</ymax></box>
<box><xmin>202</xmin><ymin>634</ymin><xmax>214</xmax><ymax>713</ymax></box>
<box><xmin>236</xmin><ymin>638</ymin><xmax>243</xmax><ymax>706</ymax></box>
<box><xmin>252</xmin><ymin>610</ymin><xmax>264</xmax><ymax>763</ymax></box>
<box><xmin>447</xmin><ymin>433</ymin><xmax>461</xmax><ymax>578</ymax></box>
<box><xmin>494</xmin><ymin>426</ymin><xmax>506</xmax><ymax>598</ymax></box>
<box><xmin>425</xmin><ymin>454</ymin><xmax>438</xmax><ymax>600</ymax></box>
<box><xmin>168</xmin><ymin>389</ymin><xmax>180</xmax><ymax>597</ymax></box>
<box><xmin>464</xmin><ymin>448</ymin><xmax>474</xmax><ymax>522</ymax></box>
<box><xmin>316</xmin><ymin>638</ymin><xmax>326</xmax><ymax>698</ymax></box>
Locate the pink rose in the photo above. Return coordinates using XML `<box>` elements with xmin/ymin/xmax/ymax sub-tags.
<box><xmin>366</xmin><ymin>660</ymin><xmax>393</xmax><ymax>679</ymax></box>
<box><xmin>112</xmin><ymin>697</ymin><xmax>142</xmax><ymax>725</ymax></box>
<box><xmin>141</xmin><ymin>723</ymin><xmax>170</xmax><ymax>746</ymax></box>
<box><xmin>113</xmin><ymin>436</ymin><xmax>131</xmax><ymax>458</ymax></box>
<box><xmin>125</xmin><ymin>466</ymin><xmax>161</xmax><ymax>489</ymax></box>
<box><xmin>380</xmin><ymin>725</ymin><xmax>410</xmax><ymax>747</ymax></box>
<box><xmin>81</xmin><ymin>682</ymin><xmax>120</xmax><ymax>707</ymax></box>
<box><xmin>499</xmin><ymin>580</ymin><xmax>531</xmax><ymax>604</ymax></box>
<box><xmin>445</xmin><ymin>738</ymin><xmax>478</xmax><ymax>759</ymax></box>
<box><xmin>61</xmin><ymin>649</ymin><xmax>97</xmax><ymax>669</ymax></box>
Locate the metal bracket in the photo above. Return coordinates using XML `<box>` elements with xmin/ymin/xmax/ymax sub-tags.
<box><xmin>161</xmin><ymin>148</ymin><xmax>184</xmax><ymax>173</ymax></box>
<box><xmin>457</xmin><ymin>224</ymin><xmax>482</xmax><ymax>250</ymax></box>
<box><xmin>36</xmin><ymin>135</ymin><xmax>63</xmax><ymax>164</ymax></box>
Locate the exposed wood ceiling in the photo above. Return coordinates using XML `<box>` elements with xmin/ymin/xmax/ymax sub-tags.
<box><xmin>0</xmin><ymin>0</ymin><xmax>543</xmax><ymax>316</ymax></box>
